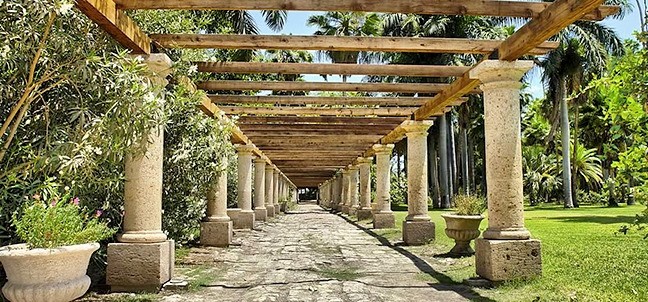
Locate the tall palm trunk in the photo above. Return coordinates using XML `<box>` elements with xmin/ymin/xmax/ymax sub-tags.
<box><xmin>459</xmin><ymin>104</ymin><xmax>470</xmax><ymax>195</ymax></box>
<box><xmin>439</xmin><ymin>113</ymin><xmax>451</xmax><ymax>208</ymax></box>
<box><xmin>428</xmin><ymin>125</ymin><xmax>441</xmax><ymax>208</ymax></box>
<box><xmin>448</xmin><ymin>112</ymin><xmax>457</xmax><ymax>201</ymax></box>
<box><xmin>560</xmin><ymin>81</ymin><xmax>574</xmax><ymax>208</ymax></box>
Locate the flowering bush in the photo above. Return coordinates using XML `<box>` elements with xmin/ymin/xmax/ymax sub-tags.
<box><xmin>13</xmin><ymin>192</ymin><xmax>115</xmax><ymax>249</ymax></box>
<box><xmin>453</xmin><ymin>194</ymin><xmax>487</xmax><ymax>216</ymax></box>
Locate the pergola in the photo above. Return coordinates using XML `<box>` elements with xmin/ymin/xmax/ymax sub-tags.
<box><xmin>73</xmin><ymin>0</ymin><xmax>618</xmax><ymax>293</ymax></box>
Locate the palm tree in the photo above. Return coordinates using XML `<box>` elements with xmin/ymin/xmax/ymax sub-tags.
<box><xmin>307</xmin><ymin>12</ymin><xmax>382</xmax><ymax>82</ymax></box>
<box><xmin>523</xmin><ymin>146</ymin><xmax>561</xmax><ymax>205</ymax></box>
<box><xmin>571</xmin><ymin>143</ymin><xmax>604</xmax><ymax>191</ymax></box>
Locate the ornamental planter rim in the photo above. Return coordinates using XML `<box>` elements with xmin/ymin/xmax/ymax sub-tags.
<box><xmin>0</xmin><ymin>242</ymin><xmax>100</xmax><ymax>258</ymax></box>
<box><xmin>441</xmin><ymin>213</ymin><xmax>484</xmax><ymax>220</ymax></box>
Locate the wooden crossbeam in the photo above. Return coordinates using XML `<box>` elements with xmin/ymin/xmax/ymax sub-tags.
<box><xmin>220</xmin><ymin>106</ymin><xmax>416</xmax><ymax>117</ymax></box>
<box><xmin>243</xmin><ymin>130</ymin><xmax>392</xmax><ymax>136</ymax></box>
<box><xmin>414</xmin><ymin>74</ymin><xmax>481</xmax><ymax>120</ymax></box>
<box><xmin>152</xmin><ymin>34</ymin><xmax>558</xmax><ymax>56</ymax></box>
<box><xmin>76</xmin><ymin>0</ymin><xmax>151</xmax><ymax>54</ymax></box>
<box><xmin>237</xmin><ymin>116</ymin><xmax>406</xmax><ymax>125</ymax></box>
<box><xmin>498</xmin><ymin>0</ymin><xmax>606</xmax><ymax>61</ymax></box>
<box><xmin>247</xmin><ymin>134</ymin><xmax>383</xmax><ymax>140</ymax></box>
<box><xmin>197</xmin><ymin>62</ymin><xmax>468</xmax><ymax>77</ymax></box>
<box><xmin>261</xmin><ymin>146</ymin><xmax>371</xmax><ymax>150</ymax></box>
<box><xmin>210</xmin><ymin>95</ymin><xmax>432</xmax><ymax>107</ymax></box>
<box><xmin>115</xmin><ymin>0</ymin><xmax>618</xmax><ymax>21</ymax></box>
<box><xmin>238</xmin><ymin>123</ymin><xmax>396</xmax><ymax>130</ymax></box>
<box><xmin>198</xmin><ymin>81</ymin><xmax>476</xmax><ymax>94</ymax></box>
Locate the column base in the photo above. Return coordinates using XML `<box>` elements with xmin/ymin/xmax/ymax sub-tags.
<box><xmin>370</xmin><ymin>203</ymin><xmax>379</xmax><ymax>214</ymax></box>
<box><xmin>254</xmin><ymin>208</ymin><xmax>268</xmax><ymax>222</ymax></box>
<box><xmin>200</xmin><ymin>221</ymin><xmax>232</xmax><ymax>247</ymax></box>
<box><xmin>234</xmin><ymin>210</ymin><xmax>255</xmax><ymax>229</ymax></box>
<box><xmin>349</xmin><ymin>206</ymin><xmax>358</xmax><ymax>216</ymax></box>
<box><xmin>341</xmin><ymin>205</ymin><xmax>350</xmax><ymax>214</ymax></box>
<box><xmin>373</xmin><ymin>212</ymin><xmax>395</xmax><ymax>229</ymax></box>
<box><xmin>402</xmin><ymin>220</ymin><xmax>435</xmax><ymax>246</ymax></box>
<box><xmin>266</xmin><ymin>205</ymin><xmax>275</xmax><ymax>217</ymax></box>
<box><xmin>357</xmin><ymin>208</ymin><xmax>373</xmax><ymax>221</ymax></box>
<box><xmin>475</xmin><ymin>238</ymin><xmax>542</xmax><ymax>282</ymax></box>
<box><xmin>274</xmin><ymin>204</ymin><xmax>281</xmax><ymax>214</ymax></box>
<box><xmin>107</xmin><ymin>240</ymin><xmax>174</xmax><ymax>292</ymax></box>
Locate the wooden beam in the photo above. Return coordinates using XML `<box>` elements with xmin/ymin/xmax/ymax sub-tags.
<box><xmin>236</xmin><ymin>116</ymin><xmax>407</xmax><ymax>125</ymax></box>
<box><xmin>198</xmin><ymin>81</ymin><xmax>476</xmax><ymax>94</ymax></box>
<box><xmin>220</xmin><ymin>106</ymin><xmax>416</xmax><ymax>117</ymax></box>
<box><xmin>115</xmin><ymin>0</ymin><xmax>618</xmax><ymax>21</ymax></box>
<box><xmin>197</xmin><ymin>62</ymin><xmax>469</xmax><ymax>77</ymax></box>
<box><xmin>498</xmin><ymin>0</ymin><xmax>606</xmax><ymax>61</ymax></box>
<box><xmin>243</xmin><ymin>130</ymin><xmax>393</xmax><ymax>136</ymax></box>
<box><xmin>414</xmin><ymin>74</ymin><xmax>481</xmax><ymax>120</ymax></box>
<box><xmin>210</xmin><ymin>95</ymin><xmax>432</xmax><ymax>107</ymax></box>
<box><xmin>152</xmin><ymin>34</ymin><xmax>558</xmax><ymax>56</ymax></box>
<box><xmin>76</xmin><ymin>0</ymin><xmax>151</xmax><ymax>54</ymax></box>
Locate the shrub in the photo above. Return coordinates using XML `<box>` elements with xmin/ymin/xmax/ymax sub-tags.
<box><xmin>13</xmin><ymin>192</ymin><xmax>115</xmax><ymax>249</ymax></box>
<box><xmin>453</xmin><ymin>194</ymin><xmax>487</xmax><ymax>215</ymax></box>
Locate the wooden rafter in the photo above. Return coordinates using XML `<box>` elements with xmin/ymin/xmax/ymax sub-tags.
<box><xmin>196</xmin><ymin>62</ymin><xmax>469</xmax><ymax>77</ymax></box>
<box><xmin>236</xmin><ymin>116</ymin><xmax>406</xmax><ymax>125</ymax></box>
<box><xmin>76</xmin><ymin>0</ymin><xmax>151</xmax><ymax>54</ymax></box>
<box><xmin>210</xmin><ymin>95</ymin><xmax>432</xmax><ymax>107</ymax></box>
<box><xmin>151</xmin><ymin>34</ymin><xmax>558</xmax><ymax>56</ymax></box>
<box><xmin>198</xmin><ymin>81</ymin><xmax>478</xmax><ymax>94</ymax></box>
<box><xmin>114</xmin><ymin>0</ymin><xmax>618</xmax><ymax>21</ymax></box>
<box><xmin>414</xmin><ymin>74</ymin><xmax>481</xmax><ymax>120</ymax></box>
<box><xmin>220</xmin><ymin>106</ymin><xmax>416</xmax><ymax>117</ymax></box>
<box><xmin>242</xmin><ymin>129</ymin><xmax>393</xmax><ymax>136</ymax></box>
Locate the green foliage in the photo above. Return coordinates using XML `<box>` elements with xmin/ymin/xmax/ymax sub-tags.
<box><xmin>522</xmin><ymin>146</ymin><xmax>561</xmax><ymax>205</ymax></box>
<box><xmin>389</xmin><ymin>172</ymin><xmax>407</xmax><ymax>206</ymax></box>
<box><xmin>452</xmin><ymin>194</ymin><xmax>486</xmax><ymax>215</ymax></box>
<box><xmin>13</xmin><ymin>191</ymin><xmax>115</xmax><ymax>249</ymax></box>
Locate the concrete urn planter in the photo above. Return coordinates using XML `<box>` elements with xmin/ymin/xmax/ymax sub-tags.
<box><xmin>0</xmin><ymin>243</ymin><xmax>99</xmax><ymax>302</ymax></box>
<box><xmin>441</xmin><ymin>214</ymin><xmax>484</xmax><ymax>257</ymax></box>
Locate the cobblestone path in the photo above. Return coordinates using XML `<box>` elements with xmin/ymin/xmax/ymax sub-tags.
<box><xmin>165</xmin><ymin>203</ymin><xmax>484</xmax><ymax>302</ymax></box>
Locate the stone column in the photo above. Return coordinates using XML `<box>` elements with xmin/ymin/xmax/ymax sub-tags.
<box><xmin>340</xmin><ymin>169</ymin><xmax>351</xmax><ymax>214</ymax></box>
<box><xmin>235</xmin><ymin>144</ymin><xmax>255</xmax><ymax>229</ymax></box>
<box><xmin>402</xmin><ymin>121</ymin><xmax>434</xmax><ymax>246</ymax></box>
<box><xmin>373</xmin><ymin>144</ymin><xmax>395</xmax><ymax>229</ymax></box>
<box><xmin>200</xmin><ymin>160</ymin><xmax>232</xmax><ymax>247</ymax></box>
<box><xmin>265</xmin><ymin>165</ymin><xmax>275</xmax><ymax>217</ymax></box>
<box><xmin>334</xmin><ymin>174</ymin><xmax>343</xmax><ymax>211</ymax></box>
<box><xmin>470</xmin><ymin>60</ymin><xmax>541</xmax><ymax>281</ymax></box>
<box><xmin>107</xmin><ymin>54</ymin><xmax>174</xmax><ymax>292</ymax></box>
<box><xmin>357</xmin><ymin>157</ymin><xmax>373</xmax><ymax>221</ymax></box>
<box><xmin>253</xmin><ymin>158</ymin><xmax>267</xmax><ymax>222</ymax></box>
<box><xmin>273</xmin><ymin>169</ymin><xmax>281</xmax><ymax>214</ymax></box>
<box><xmin>348</xmin><ymin>164</ymin><xmax>360</xmax><ymax>216</ymax></box>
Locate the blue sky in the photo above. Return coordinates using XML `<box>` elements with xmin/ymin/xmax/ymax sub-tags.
<box><xmin>250</xmin><ymin>8</ymin><xmax>643</xmax><ymax>98</ymax></box>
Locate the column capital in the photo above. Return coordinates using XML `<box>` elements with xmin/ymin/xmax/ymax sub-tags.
<box><xmin>469</xmin><ymin>60</ymin><xmax>534</xmax><ymax>85</ymax></box>
<box><xmin>372</xmin><ymin>144</ymin><xmax>395</xmax><ymax>155</ymax></box>
<box><xmin>348</xmin><ymin>164</ymin><xmax>359</xmax><ymax>171</ymax></box>
<box><xmin>265</xmin><ymin>165</ymin><xmax>275</xmax><ymax>172</ymax></box>
<box><xmin>402</xmin><ymin>120</ymin><xmax>433</xmax><ymax>136</ymax></box>
<box><xmin>253</xmin><ymin>158</ymin><xmax>266</xmax><ymax>164</ymax></box>
<box><xmin>235</xmin><ymin>144</ymin><xmax>256</xmax><ymax>155</ymax></box>
<box><xmin>356</xmin><ymin>157</ymin><xmax>373</xmax><ymax>165</ymax></box>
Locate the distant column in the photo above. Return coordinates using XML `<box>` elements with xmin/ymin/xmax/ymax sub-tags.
<box><xmin>348</xmin><ymin>164</ymin><xmax>360</xmax><ymax>216</ymax></box>
<box><xmin>265</xmin><ymin>165</ymin><xmax>275</xmax><ymax>217</ymax></box>
<box><xmin>357</xmin><ymin>157</ymin><xmax>373</xmax><ymax>221</ymax></box>
<box><xmin>372</xmin><ymin>144</ymin><xmax>395</xmax><ymax>229</ymax></box>
<box><xmin>253</xmin><ymin>158</ymin><xmax>267</xmax><ymax>222</ymax></box>
<box><xmin>235</xmin><ymin>144</ymin><xmax>255</xmax><ymax>229</ymax></box>
<box><xmin>201</xmin><ymin>159</ymin><xmax>232</xmax><ymax>247</ymax></box>
<box><xmin>273</xmin><ymin>169</ymin><xmax>280</xmax><ymax>214</ymax></box>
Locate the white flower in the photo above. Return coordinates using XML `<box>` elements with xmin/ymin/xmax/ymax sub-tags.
<box><xmin>57</xmin><ymin>3</ymin><xmax>74</xmax><ymax>15</ymax></box>
<box><xmin>0</xmin><ymin>45</ymin><xmax>9</xmax><ymax>58</ymax></box>
<box><xmin>188</xmin><ymin>65</ymin><xmax>198</xmax><ymax>75</ymax></box>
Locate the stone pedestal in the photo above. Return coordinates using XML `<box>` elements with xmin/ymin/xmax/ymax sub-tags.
<box><xmin>254</xmin><ymin>208</ymin><xmax>268</xmax><ymax>222</ymax></box>
<box><xmin>341</xmin><ymin>205</ymin><xmax>350</xmax><ymax>215</ymax></box>
<box><xmin>373</xmin><ymin>212</ymin><xmax>396</xmax><ymax>229</ymax></box>
<box><xmin>200</xmin><ymin>221</ymin><xmax>232</xmax><ymax>247</ymax></box>
<box><xmin>357</xmin><ymin>209</ymin><xmax>373</xmax><ymax>221</ymax></box>
<box><xmin>475</xmin><ymin>239</ymin><xmax>542</xmax><ymax>281</ymax></box>
<box><xmin>266</xmin><ymin>205</ymin><xmax>275</xmax><ymax>217</ymax></box>
<box><xmin>107</xmin><ymin>240</ymin><xmax>174</xmax><ymax>292</ymax></box>
<box><xmin>227</xmin><ymin>208</ymin><xmax>245</xmax><ymax>229</ymax></box>
<box><xmin>402</xmin><ymin>221</ymin><xmax>435</xmax><ymax>246</ymax></box>
<box><xmin>237</xmin><ymin>210</ymin><xmax>255</xmax><ymax>230</ymax></box>
<box><xmin>349</xmin><ymin>207</ymin><xmax>358</xmax><ymax>216</ymax></box>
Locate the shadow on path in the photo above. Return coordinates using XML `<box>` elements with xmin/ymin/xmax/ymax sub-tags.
<box><xmin>334</xmin><ymin>210</ymin><xmax>496</xmax><ymax>302</ymax></box>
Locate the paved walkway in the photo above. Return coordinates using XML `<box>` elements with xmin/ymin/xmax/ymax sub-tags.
<box><xmin>165</xmin><ymin>203</ymin><xmax>483</xmax><ymax>302</ymax></box>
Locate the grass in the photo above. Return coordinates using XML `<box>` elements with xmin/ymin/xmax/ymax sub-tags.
<box><xmin>108</xmin><ymin>294</ymin><xmax>159</xmax><ymax>302</ymax></box>
<box><xmin>184</xmin><ymin>265</ymin><xmax>219</xmax><ymax>292</ymax></box>
<box><xmin>387</xmin><ymin>203</ymin><xmax>647</xmax><ymax>302</ymax></box>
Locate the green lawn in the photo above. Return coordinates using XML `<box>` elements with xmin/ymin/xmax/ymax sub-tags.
<box><xmin>384</xmin><ymin>204</ymin><xmax>647</xmax><ymax>302</ymax></box>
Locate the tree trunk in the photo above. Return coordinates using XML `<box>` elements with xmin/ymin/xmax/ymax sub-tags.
<box><xmin>460</xmin><ymin>123</ymin><xmax>469</xmax><ymax>195</ymax></box>
<box><xmin>428</xmin><ymin>125</ymin><xmax>441</xmax><ymax>208</ymax></box>
<box><xmin>439</xmin><ymin>113</ymin><xmax>451</xmax><ymax>208</ymax></box>
<box><xmin>448</xmin><ymin>111</ymin><xmax>457</xmax><ymax>199</ymax></box>
<box><xmin>572</xmin><ymin>104</ymin><xmax>580</xmax><ymax>208</ymax></box>
<box><xmin>468</xmin><ymin>135</ymin><xmax>476</xmax><ymax>193</ymax></box>
<box><xmin>560</xmin><ymin>81</ymin><xmax>574</xmax><ymax>208</ymax></box>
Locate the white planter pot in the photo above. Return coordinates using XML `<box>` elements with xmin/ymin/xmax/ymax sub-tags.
<box><xmin>0</xmin><ymin>243</ymin><xmax>99</xmax><ymax>302</ymax></box>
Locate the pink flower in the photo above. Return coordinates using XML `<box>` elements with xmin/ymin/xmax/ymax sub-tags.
<box><xmin>50</xmin><ymin>198</ymin><xmax>57</xmax><ymax>206</ymax></box>
<box><xmin>72</xmin><ymin>197</ymin><xmax>80</xmax><ymax>206</ymax></box>
<box><xmin>95</xmin><ymin>210</ymin><xmax>103</xmax><ymax>218</ymax></box>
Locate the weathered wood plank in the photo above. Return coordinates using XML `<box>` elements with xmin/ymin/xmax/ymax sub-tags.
<box><xmin>237</xmin><ymin>116</ymin><xmax>406</xmax><ymax>125</ymax></box>
<box><xmin>152</xmin><ymin>34</ymin><xmax>558</xmax><ymax>56</ymax></box>
<box><xmin>76</xmin><ymin>0</ymin><xmax>151</xmax><ymax>54</ymax></box>
<box><xmin>498</xmin><ymin>0</ymin><xmax>605</xmax><ymax>61</ymax></box>
<box><xmin>210</xmin><ymin>95</ymin><xmax>432</xmax><ymax>107</ymax></box>
<box><xmin>414</xmin><ymin>74</ymin><xmax>481</xmax><ymax>120</ymax></box>
<box><xmin>198</xmin><ymin>80</ymin><xmax>476</xmax><ymax>94</ymax></box>
<box><xmin>220</xmin><ymin>106</ymin><xmax>416</xmax><ymax>117</ymax></box>
<box><xmin>197</xmin><ymin>62</ymin><xmax>469</xmax><ymax>77</ymax></box>
<box><xmin>115</xmin><ymin>0</ymin><xmax>618</xmax><ymax>21</ymax></box>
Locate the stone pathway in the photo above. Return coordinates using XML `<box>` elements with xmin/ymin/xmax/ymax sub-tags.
<box><xmin>161</xmin><ymin>203</ymin><xmax>486</xmax><ymax>302</ymax></box>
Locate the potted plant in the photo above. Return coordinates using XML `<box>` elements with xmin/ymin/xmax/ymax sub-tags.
<box><xmin>0</xmin><ymin>192</ymin><xmax>115</xmax><ymax>302</ymax></box>
<box><xmin>441</xmin><ymin>194</ymin><xmax>487</xmax><ymax>257</ymax></box>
